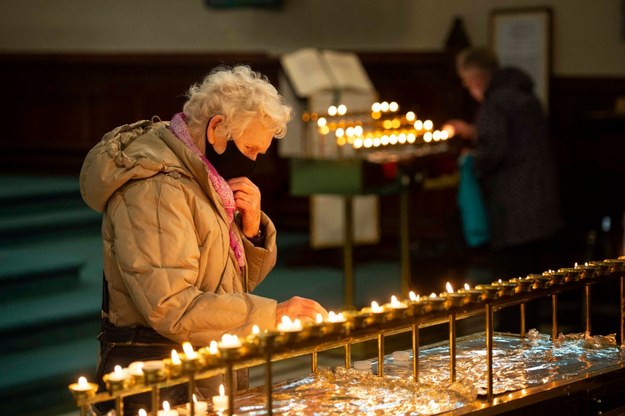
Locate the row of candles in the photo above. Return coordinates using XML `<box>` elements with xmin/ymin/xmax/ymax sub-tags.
<box><xmin>69</xmin><ymin>258</ymin><xmax>625</xmax><ymax>414</ymax></box>
<box><xmin>303</xmin><ymin>102</ymin><xmax>455</xmax><ymax>149</ymax></box>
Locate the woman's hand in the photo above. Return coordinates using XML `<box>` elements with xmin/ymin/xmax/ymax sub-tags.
<box><xmin>227</xmin><ymin>177</ymin><xmax>261</xmax><ymax>239</ymax></box>
<box><xmin>276</xmin><ymin>296</ymin><xmax>328</xmax><ymax>324</ymax></box>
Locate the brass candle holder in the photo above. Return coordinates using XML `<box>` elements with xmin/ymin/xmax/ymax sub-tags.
<box><xmin>558</xmin><ymin>267</ymin><xmax>582</xmax><ymax>283</ymax></box>
<box><xmin>510</xmin><ymin>277</ymin><xmax>534</xmax><ymax>293</ymax></box>
<box><xmin>199</xmin><ymin>341</ymin><xmax>222</xmax><ymax>369</ymax></box>
<box><xmin>543</xmin><ymin>270</ymin><xmax>567</xmax><ymax>286</ymax></box>
<box><xmin>103</xmin><ymin>366</ymin><xmax>130</xmax><ymax>393</ymax></box>
<box><xmin>142</xmin><ymin>360</ymin><xmax>166</xmax><ymax>384</ymax></box>
<box><xmin>164</xmin><ymin>352</ymin><xmax>182</xmax><ymax>379</ymax></box>
<box><xmin>475</xmin><ymin>284</ymin><xmax>501</xmax><ymax>300</ymax></box>
<box><xmin>588</xmin><ymin>260</ymin><xmax>611</xmax><ymax>277</ymax></box>
<box><xmin>441</xmin><ymin>291</ymin><xmax>468</xmax><ymax>308</ymax></box>
<box><xmin>457</xmin><ymin>285</ymin><xmax>484</xmax><ymax>303</ymax></box>
<box><xmin>525</xmin><ymin>273</ymin><xmax>550</xmax><ymax>289</ymax></box>
<box><xmin>69</xmin><ymin>377</ymin><xmax>98</xmax><ymax>402</ymax></box>
<box><xmin>425</xmin><ymin>294</ymin><xmax>446</xmax><ymax>311</ymax></box>
<box><xmin>492</xmin><ymin>280</ymin><xmax>517</xmax><ymax>296</ymax></box>
<box><xmin>383</xmin><ymin>297</ymin><xmax>410</xmax><ymax>320</ymax></box>
<box><xmin>343</xmin><ymin>309</ymin><xmax>372</xmax><ymax>329</ymax></box>
<box><xmin>362</xmin><ymin>302</ymin><xmax>387</xmax><ymax>324</ymax></box>
<box><xmin>574</xmin><ymin>263</ymin><xmax>600</xmax><ymax>280</ymax></box>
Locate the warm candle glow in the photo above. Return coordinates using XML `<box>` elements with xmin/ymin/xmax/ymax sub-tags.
<box><xmin>446</xmin><ymin>282</ymin><xmax>454</xmax><ymax>294</ymax></box>
<box><xmin>139</xmin><ymin>410</ymin><xmax>147</xmax><ymax>416</ymax></box>
<box><xmin>209</xmin><ymin>340</ymin><xmax>218</xmax><ymax>355</ymax></box>
<box><xmin>182</xmin><ymin>342</ymin><xmax>198</xmax><ymax>359</ymax></box>
<box><xmin>409</xmin><ymin>291</ymin><xmax>418</xmax><ymax>302</ymax></box>
<box><xmin>389</xmin><ymin>295</ymin><xmax>406</xmax><ymax>308</ymax></box>
<box><xmin>219</xmin><ymin>384</ymin><xmax>225</xmax><ymax>397</ymax></box>
<box><xmin>171</xmin><ymin>349</ymin><xmax>181</xmax><ymax>365</ymax></box>
<box><xmin>316</xmin><ymin>313</ymin><xmax>323</xmax><ymax>324</ymax></box>
<box><xmin>163</xmin><ymin>401</ymin><xmax>171</xmax><ymax>411</ymax></box>
<box><xmin>327</xmin><ymin>311</ymin><xmax>346</xmax><ymax>322</ymax></box>
<box><xmin>429</xmin><ymin>292</ymin><xmax>437</xmax><ymax>298</ymax></box>
<box><xmin>252</xmin><ymin>325</ymin><xmax>260</xmax><ymax>335</ymax></box>
<box><xmin>220</xmin><ymin>334</ymin><xmax>242</xmax><ymax>348</ymax></box>
<box><xmin>464</xmin><ymin>283</ymin><xmax>471</xmax><ymax>290</ymax></box>
<box><xmin>78</xmin><ymin>376</ymin><xmax>88</xmax><ymax>389</ymax></box>
<box><xmin>371</xmin><ymin>301</ymin><xmax>383</xmax><ymax>313</ymax></box>
<box><xmin>498</xmin><ymin>279</ymin><xmax>503</xmax><ymax>284</ymax></box>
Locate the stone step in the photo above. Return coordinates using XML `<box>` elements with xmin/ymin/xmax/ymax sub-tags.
<box><xmin>0</xmin><ymin>174</ymin><xmax>85</xmax><ymax>216</ymax></box>
<box><xmin>0</xmin><ymin>248</ymin><xmax>84</xmax><ymax>302</ymax></box>
<box><xmin>0</xmin><ymin>206</ymin><xmax>101</xmax><ymax>246</ymax></box>
<box><xmin>0</xmin><ymin>337</ymin><xmax>99</xmax><ymax>416</ymax></box>
<box><xmin>0</xmin><ymin>280</ymin><xmax>101</xmax><ymax>355</ymax></box>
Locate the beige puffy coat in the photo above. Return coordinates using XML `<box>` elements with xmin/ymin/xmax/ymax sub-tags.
<box><xmin>80</xmin><ymin>120</ymin><xmax>278</xmax><ymax>347</ymax></box>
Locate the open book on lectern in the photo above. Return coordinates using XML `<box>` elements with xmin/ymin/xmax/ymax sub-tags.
<box><xmin>280</xmin><ymin>48</ymin><xmax>375</xmax><ymax>98</ymax></box>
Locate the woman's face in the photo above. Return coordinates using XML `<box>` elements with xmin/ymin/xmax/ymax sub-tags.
<box><xmin>208</xmin><ymin>115</ymin><xmax>274</xmax><ymax>160</ymax></box>
<box><xmin>231</xmin><ymin>117</ymin><xmax>274</xmax><ymax>161</ymax></box>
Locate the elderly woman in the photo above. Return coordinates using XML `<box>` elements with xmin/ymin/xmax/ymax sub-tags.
<box><xmin>81</xmin><ymin>65</ymin><xmax>327</xmax><ymax>413</ymax></box>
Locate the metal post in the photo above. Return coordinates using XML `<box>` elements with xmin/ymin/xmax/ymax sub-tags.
<box><xmin>311</xmin><ymin>351</ymin><xmax>318</xmax><ymax>373</ymax></box>
<box><xmin>449</xmin><ymin>313</ymin><xmax>457</xmax><ymax>383</ymax></box>
<box><xmin>412</xmin><ymin>323</ymin><xmax>419</xmax><ymax>383</ymax></box>
<box><xmin>520</xmin><ymin>303</ymin><xmax>526</xmax><ymax>338</ymax></box>
<box><xmin>486</xmin><ymin>302</ymin><xmax>494</xmax><ymax>403</ymax></box>
<box><xmin>345</xmin><ymin>343</ymin><xmax>351</xmax><ymax>368</ymax></box>
<box><xmin>115</xmin><ymin>396</ymin><xmax>123</xmax><ymax>416</ymax></box>
<box><xmin>227</xmin><ymin>362</ymin><xmax>235</xmax><ymax>416</ymax></box>
<box><xmin>377</xmin><ymin>333</ymin><xmax>385</xmax><ymax>377</ymax></box>
<box><xmin>585</xmin><ymin>284</ymin><xmax>592</xmax><ymax>337</ymax></box>
<box><xmin>400</xmin><ymin>175</ymin><xmax>411</xmax><ymax>296</ymax></box>
<box><xmin>188</xmin><ymin>375</ymin><xmax>196</xmax><ymax>416</ymax></box>
<box><xmin>344</xmin><ymin>196</ymin><xmax>354</xmax><ymax>308</ymax></box>
<box><xmin>151</xmin><ymin>386</ymin><xmax>159</xmax><ymax>416</ymax></box>
<box><xmin>265</xmin><ymin>350</ymin><xmax>273</xmax><ymax>415</ymax></box>
<box><xmin>552</xmin><ymin>294</ymin><xmax>558</xmax><ymax>341</ymax></box>
<box><xmin>621</xmin><ymin>276</ymin><xmax>625</xmax><ymax>346</ymax></box>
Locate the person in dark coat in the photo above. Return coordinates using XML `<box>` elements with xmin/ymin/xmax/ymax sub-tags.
<box><xmin>448</xmin><ymin>47</ymin><xmax>563</xmax><ymax>281</ymax></box>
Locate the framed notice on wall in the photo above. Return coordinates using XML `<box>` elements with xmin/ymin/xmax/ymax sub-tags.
<box><xmin>489</xmin><ymin>7</ymin><xmax>552</xmax><ymax>109</ymax></box>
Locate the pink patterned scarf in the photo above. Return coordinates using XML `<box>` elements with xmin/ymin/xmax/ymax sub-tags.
<box><xmin>169</xmin><ymin>112</ymin><xmax>246</xmax><ymax>270</ymax></box>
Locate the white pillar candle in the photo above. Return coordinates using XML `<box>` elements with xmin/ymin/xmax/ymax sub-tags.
<box><xmin>157</xmin><ymin>400</ymin><xmax>179</xmax><ymax>416</ymax></box>
<box><xmin>212</xmin><ymin>384</ymin><xmax>229</xmax><ymax>412</ymax></box>
<box><xmin>186</xmin><ymin>394</ymin><xmax>208</xmax><ymax>415</ymax></box>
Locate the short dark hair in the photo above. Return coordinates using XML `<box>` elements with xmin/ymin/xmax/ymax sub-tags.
<box><xmin>457</xmin><ymin>47</ymin><xmax>500</xmax><ymax>74</ymax></box>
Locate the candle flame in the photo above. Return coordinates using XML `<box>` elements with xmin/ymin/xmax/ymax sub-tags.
<box><xmin>163</xmin><ymin>401</ymin><xmax>171</xmax><ymax>411</ymax></box>
<box><xmin>171</xmin><ymin>349</ymin><xmax>181</xmax><ymax>365</ymax></box>
<box><xmin>409</xmin><ymin>291</ymin><xmax>417</xmax><ymax>301</ymax></box>
<box><xmin>281</xmin><ymin>315</ymin><xmax>291</xmax><ymax>325</ymax></box>
<box><xmin>252</xmin><ymin>325</ymin><xmax>260</xmax><ymax>335</ymax></box>
<box><xmin>139</xmin><ymin>409</ymin><xmax>147</xmax><ymax>416</ymax></box>
<box><xmin>316</xmin><ymin>313</ymin><xmax>323</xmax><ymax>324</ymax></box>
<box><xmin>294</xmin><ymin>318</ymin><xmax>302</xmax><ymax>328</ymax></box>
<box><xmin>429</xmin><ymin>292</ymin><xmax>436</xmax><ymax>298</ymax></box>
<box><xmin>78</xmin><ymin>376</ymin><xmax>88</xmax><ymax>388</ymax></box>
<box><xmin>209</xmin><ymin>340</ymin><xmax>218</xmax><ymax>355</ymax></box>
<box><xmin>193</xmin><ymin>393</ymin><xmax>198</xmax><ymax>403</ymax></box>
<box><xmin>371</xmin><ymin>301</ymin><xmax>383</xmax><ymax>312</ymax></box>
<box><xmin>114</xmin><ymin>365</ymin><xmax>124</xmax><ymax>377</ymax></box>
<box><xmin>575</xmin><ymin>262</ymin><xmax>578</xmax><ymax>267</ymax></box>
<box><xmin>464</xmin><ymin>283</ymin><xmax>471</xmax><ymax>290</ymax></box>
<box><xmin>446</xmin><ymin>282</ymin><xmax>454</xmax><ymax>294</ymax></box>
<box><xmin>498</xmin><ymin>279</ymin><xmax>502</xmax><ymax>283</ymax></box>
<box><xmin>219</xmin><ymin>384</ymin><xmax>225</xmax><ymax>397</ymax></box>
<box><xmin>391</xmin><ymin>295</ymin><xmax>398</xmax><ymax>304</ymax></box>
<box><xmin>182</xmin><ymin>342</ymin><xmax>194</xmax><ymax>355</ymax></box>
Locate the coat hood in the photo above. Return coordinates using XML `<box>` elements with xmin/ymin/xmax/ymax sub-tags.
<box><xmin>486</xmin><ymin>67</ymin><xmax>534</xmax><ymax>97</ymax></box>
<box><xmin>80</xmin><ymin>119</ymin><xmax>205</xmax><ymax>213</ymax></box>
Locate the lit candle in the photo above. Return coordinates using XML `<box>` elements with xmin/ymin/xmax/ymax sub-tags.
<box><xmin>128</xmin><ymin>361</ymin><xmax>144</xmax><ymax>383</ymax></box>
<box><xmin>165</xmin><ymin>349</ymin><xmax>182</xmax><ymax>378</ymax></box>
<box><xmin>138</xmin><ymin>410</ymin><xmax>147</xmax><ymax>416</ymax></box>
<box><xmin>186</xmin><ymin>394</ymin><xmax>208</xmax><ymax>416</ymax></box>
<box><xmin>212</xmin><ymin>384</ymin><xmax>229</xmax><ymax>412</ymax></box>
<box><xmin>68</xmin><ymin>376</ymin><xmax>98</xmax><ymax>401</ymax></box>
<box><xmin>327</xmin><ymin>311</ymin><xmax>347</xmax><ymax>323</ymax></box>
<box><xmin>277</xmin><ymin>315</ymin><xmax>303</xmax><ymax>332</ymax></box>
<box><xmin>316</xmin><ymin>313</ymin><xmax>324</xmax><ymax>324</ymax></box>
<box><xmin>370</xmin><ymin>301</ymin><xmax>384</xmax><ymax>313</ymax></box>
<box><xmin>181</xmin><ymin>342</ymin><xmax>200</xmax><ymax>373</ymax></box>
<box><xmin>458</xmin><ymin>283</ymin><xmax>484</xmax><ymax>302</ymax></box>
<box><xmin>408</xmin><ymin>291</ymin><xmax>427</xmax><ymax>314</ymax></box>
<box><xmin>141</xmin><ymin>360</ymin><xmax>165</xmax><ymax>384</ymax></box>
<box><xmin>104</xmin><ymin>365</ymin><xmax>128</xmax><ymax>393</ymax></box>
<box><xmin>157</xmin><ymin>400</ymin><xmax>179</xmax><ymax>416</ymax></box>
<box><xmin>441</xmin><ymin>282</ymin><xmax>468</xmax><ymax>307</ymax></box>
<box><xmin>424</xmin><ymin>292</ymin><xmax>445</xmax><ymax>311</ymax></box>
<box><xmin>389</xmin><ymin>295</ymin><xmax>407</xmax><ymax>309</ymax></box>
<box><xmin>182</xmin><ymin>342</ymin><xmax>198</xmax><ymax>359</ymax></box>
<box><xmin>219</xmin><ymin>333</ymin><xmax>242</xmax><ymax>349</ymax></box>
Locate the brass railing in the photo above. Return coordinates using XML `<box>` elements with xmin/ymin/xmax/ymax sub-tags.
<box><xmin>69</xmin><ymin>258</ymin><xmax>625</xmax><ymax>415</ymax></box>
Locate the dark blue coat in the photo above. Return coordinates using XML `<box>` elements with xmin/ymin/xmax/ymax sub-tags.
<box><xmin>473</xmin><ymin>68</ymin><xmax>563</xmax><ymax>249</ymax></box>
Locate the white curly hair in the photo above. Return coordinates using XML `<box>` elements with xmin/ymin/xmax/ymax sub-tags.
<box><xmin>182</xmin><ymin>65</ymin><xmax>293</xmax><ymax>152</ymax></box>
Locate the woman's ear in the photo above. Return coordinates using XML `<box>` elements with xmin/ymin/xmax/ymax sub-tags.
<box><xmin>206</xmin><ymin>115</ymin><xmax>227</xmax><ymax>153</ymax></box>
